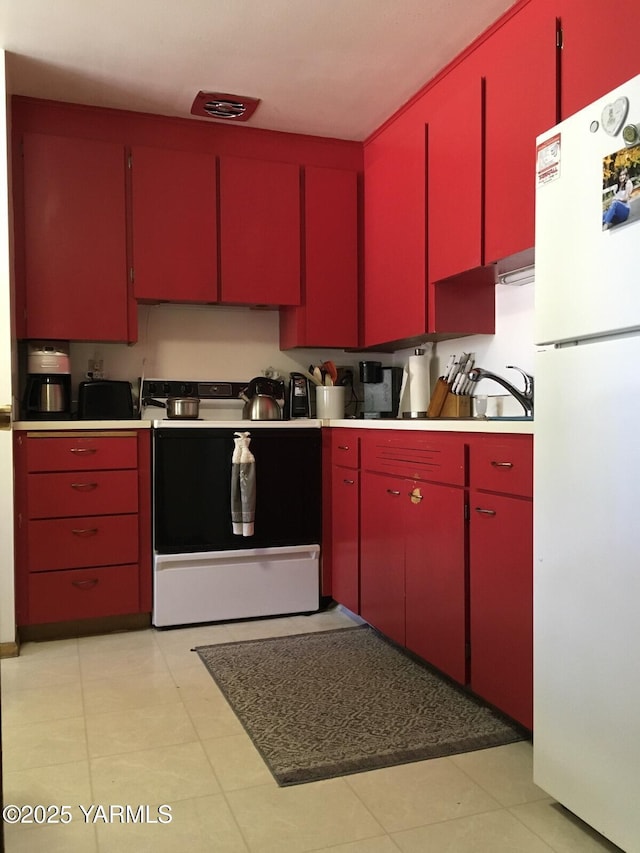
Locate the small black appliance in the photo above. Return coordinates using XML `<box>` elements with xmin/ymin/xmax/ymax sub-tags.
<box><xmin>288</xmin><ymin>372</ymin><xmax>311</xmax><ymax>418</ymax></box>
<box><xmin>78</xmin><ymin>380</ymin><xmax>135</xmax><ymax>420</ymax></box>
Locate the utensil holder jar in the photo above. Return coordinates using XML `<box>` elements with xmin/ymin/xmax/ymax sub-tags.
<box><xmin>316</xmin><ymin>386</ymin><xmax>345</xmax><ymax>419</ymax></box>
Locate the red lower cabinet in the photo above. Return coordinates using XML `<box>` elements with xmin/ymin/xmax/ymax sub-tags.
<box><xmin>468</xmin><ymin>430</ymin><xmax>533</xmax><ymax>730</ymax></box>
<box><xmin>330</xmin><ymin>464</ymin><xmax>360</xmax><ymax>615</ymax></box>
<box><xmin>14</xmin><ymin>430</ymin><xmax>152</xmax><ymax>629</ymax></box>
<box><xmin>404</xmin><ymin>481</ymin><xmax>466</xmax><ymax>684</ymax></box>
<box><xmin>28</xmin><ymin>564</ymin><xmax>140</xmax><ymax>624</ymax></box>
<box><xmin>360</xmin><ymin>466</ymin><xmax>466</xmax><ymax>683</ymax></box>
<box><xmin>360</xmin><ymin>471</ymin><xmax>406</xmax><ymax>647</ymax></box>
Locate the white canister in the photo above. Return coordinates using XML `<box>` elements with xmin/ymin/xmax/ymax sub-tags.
<box><xmin>316</xmin><ymin>386</ymin><xmax>345</xmax><ymax>419</ymax></box>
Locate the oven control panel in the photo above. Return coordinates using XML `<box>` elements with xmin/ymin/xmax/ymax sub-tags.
<box><xmin>142</xmin><ymin>379</ymin><xmax>250</xmax><ymax>400</ymax></box>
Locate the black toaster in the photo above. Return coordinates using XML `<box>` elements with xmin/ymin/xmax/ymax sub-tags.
<box><xmin>77</xmin><ymin>380</ymin><xmax>135</xmax><ymax>420</ymax></box>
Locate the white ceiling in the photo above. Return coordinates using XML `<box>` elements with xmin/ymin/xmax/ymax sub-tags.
<box><xmin>1</xmin><ymin>0</ymin><xmax>516</xmax><ymax>141</ymax></box>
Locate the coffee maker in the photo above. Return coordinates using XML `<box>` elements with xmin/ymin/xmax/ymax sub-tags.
<box><xmin>359</xmin><ymin>361</ymin><xmax>403</xmax><ymax>418</ymax></box>
<box><xmin>23</xmin><ymin>341</ymin><xmax>72</xmax><ymax>420</ymax></box>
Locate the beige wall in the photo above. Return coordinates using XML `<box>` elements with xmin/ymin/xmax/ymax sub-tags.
<box><xmin>1</xmin><ymin>52</ymin><xmax>16</xmax><ymax>645</ymax></box>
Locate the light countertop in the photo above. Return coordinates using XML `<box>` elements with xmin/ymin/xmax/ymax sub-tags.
<box><xmin>13</xmin><ymin>417</ymin><xmax>534</xmax><ymax>434</ymax></box>
<box><xmin>323</xmin><ymin>418</ymin><xmax>534</xmax><ymax>434</ymax></box>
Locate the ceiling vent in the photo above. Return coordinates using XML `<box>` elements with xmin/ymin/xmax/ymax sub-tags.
<box><xmin>190</xmin><ymin>91</ymin><xmax>261</xmax><ymax>122</ymax></box>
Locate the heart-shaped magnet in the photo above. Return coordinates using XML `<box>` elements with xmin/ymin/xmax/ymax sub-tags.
<box><xmin>601</xmin><ymin>96</ymin><xmax>629</xmax><ymax>136</ymax></box>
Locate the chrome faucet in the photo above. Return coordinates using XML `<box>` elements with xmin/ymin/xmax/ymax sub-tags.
<box><xmin>467</xmin><ymin>365</ymin><xmax>534</xmax><ymax>417</ymax></box>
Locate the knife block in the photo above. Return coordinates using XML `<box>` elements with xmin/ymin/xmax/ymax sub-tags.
<box><xmin>439</xmin><ymin>393</ymin><xmax>471</xmax><ymax>418</ymax></box>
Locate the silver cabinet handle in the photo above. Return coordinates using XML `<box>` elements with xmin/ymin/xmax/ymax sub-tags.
<box><xmin>71</xmin><ymin>579</ymin><xmax>99</xmax><ymax>590</ymax></box>
<box><xmin>343</xmin><ymin>478</ymin><xmax>355</xmax><ymax>485</ymax></box>
<box><xmin>474</xmin><ymin>507</ymin><xmax>497</xmax><ymax>515</ymax></box>
<box><xmin>491</xmin><ymin>461</ymin><xmax>513</xmax><ymax>468</ymax></box>
<box><xmin>387</xmin><ymin>489</ymin><xmax>401</xmax><ymax>496</ymax></box>
<box><xmin>71</xmin><ymin>527</ymin><xmax>99</xmax><ymax>536</ymax></box>
<box><xmin>337</xmin><ymin>445</ymin><xmax>350</xmax><ymax>451</ymax></box>
<box><xmin>70</xmin><ymin>447</ymin><xmax>97</xmax><ymax>455</ymax></box>
<box><xmin>71</xmin><ymin>482</ymin><xmax>98</xmax><ymax>491</ymax></box>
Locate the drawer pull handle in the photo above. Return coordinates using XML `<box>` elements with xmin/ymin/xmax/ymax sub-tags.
<box><xmin>338</xmin><ymin>445</ymin><xmax>350</xmax><ymax>451</ymax></box>
<box><xmin>71</xmin><ymin>527</ymin><xmax>99</xmax><ymax>536</ymax></box>
<box><xmin>71</xmin><ymin>482</ymin><xmax>98</xmax><ymax>491</ymax></box>
<box><xmin>490</xmin><ymin>461</ymin><xmax>513</xmax><ymax>468</ymax></box>
<box><xmin>343</xmin><ymin>478</ymin><xmax>355</xmax><ymax>485</ymax></box>
<box><xmin>387</xmin><ymin>489</ymin><xmax>401</xmax><ymax>496</ymax></box>
<box><xmin>475</xmin><ymin>507</ymin><xmax>497</xmax><ymax>516</ymax></box>
<box><xmin>70</xmin><ymin>447</ymin><xmax>97</xmax><ymax>455</ymax></box>
<box><xmin>71</xmin><ymin>579</ymin><xmax>99</xmax><ymax>590</ymax></box>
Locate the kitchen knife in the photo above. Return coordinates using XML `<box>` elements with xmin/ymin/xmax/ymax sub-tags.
<box><xmin>460</xmin><ymin>355</ymin><xmax>475</xmax><ymax>395</ymax></box>
<box><xmin>451</xmin><ymin>371</ymin><xmax>466</xmax><ymax>395</ymax></box>
<box><xmin>442</xmin><ymin>354</ymin><xmax>456</xmax><ymax>382</ymax></box>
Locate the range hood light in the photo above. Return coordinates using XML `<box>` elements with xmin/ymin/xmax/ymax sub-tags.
<box><xmin>498</xmin><ymin>265</ymin><xmax>536</xmax><ymax>286</ymax></box>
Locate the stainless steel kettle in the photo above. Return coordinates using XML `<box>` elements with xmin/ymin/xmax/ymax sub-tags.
<box><xmin>240</xmin><ymin>377</ymin><xmax>284</xmax><ymax>421</ymax></box>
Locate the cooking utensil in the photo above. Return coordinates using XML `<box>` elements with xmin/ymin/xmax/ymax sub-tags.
<box><xmin>300</xmin><ymin>368</ymin><xmax>323</xmax><ymax>387</ymax></box>
<box><xmin>146</xmin><ymin>397</ymin><xmax>200</xmax><ymax>419</ymax></box>
<box><xmin>322</xmin><ymin>360</ymin><xmax>338</xmax><ymax>385</ymax></box>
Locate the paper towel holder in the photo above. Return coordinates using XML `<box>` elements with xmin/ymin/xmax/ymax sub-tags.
<box><xmin>401</xmin><ymin>348</ymin><xmax>431</xmax><ymax>419</ymax></box>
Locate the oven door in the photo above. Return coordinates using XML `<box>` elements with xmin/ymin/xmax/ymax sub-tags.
<box><xmin>153</xmin><ymin>427</ymin><xmax>322</xmax><ymax>554</ymax></box>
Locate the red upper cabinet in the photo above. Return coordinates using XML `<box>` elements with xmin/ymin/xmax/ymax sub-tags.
<box><xmin>19</xmin><ymin>133</ymin><xmax>133</xmax><ymax>342</ymax></box>
<box><xmin>280</xmin><ymin>165</ymin><xmax>359</xmax><ymax>349</ymax></box>
<box><xmin>556</xmin><ymin>0</ymin><xmax>640</xmax><ymax>119</ymax></box>
<box><xmin>426</xmin><ymin>62</ymin><xmax>484</xmax><ymax>283</ymax></box>
<box><xmin>363</xmin><ymin>108</ymin><xmax>427</xmax><ymax>347</ymax></box>
<box><xmin>219</xmin><ymin>155</ymin><xmax>301</xmax><ymax>306</ymax></box>
<box><xmin>480</xmin><ymin>0</ymin><xmax>559</xmax><ymax>264</ymax></box>
<box><xmin>130</xmin><ymin>145</ymin><xmax>218</xmax><ymax>303</ymax></box>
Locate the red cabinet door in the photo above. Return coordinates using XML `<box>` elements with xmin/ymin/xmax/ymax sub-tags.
<box><xmin>557</xmin><ymin>0</ymin><xmax>640</xmax><ymax>119</ymax></box>
<box><xmin>280</xmin><ymin>165</ymin><xmax>359</xmax><ymax>348</ymax></box>
<box><xmin>330</xmin><ymin>465</ymin><xmax>360</xmax><ymax>614</ymax></box>
<box><xmin>131</xmin><ymin>145</ymin><xmax>218</xmax><ymax>302</ymax></box>
<box><xmin>469</xmin><ymin>491</ymin><xmax>533</xmax><ymax>729</ymax></box>
<box><xmin>481</xmin><ymin>1</ymin><xmax>559</xmax><ymax>263</ymax></box>
<box><xmin>21</xmin><ymin>133</ymin><xmax>131</xmax><ymax>342</ymax></box>
<box><xmin>219</xmin><ymin>156</ymin><xmax>300</xmax><ymax>305</ymax></box>
<box><xmin>360</xmin><ymin>470</ymin><xmax>405</xmax><ymax>646</ymax></box>
<box><xmin>405</xmin><ymin>481</ymin><xmax>467</xmax><ymax>684</ymax></box>
<box><xmin>363</xmin><ymin>108</ymin><xmax>427</xmax><ymax>347</ymax></box>
<box><xmin>427</xmin><ymin>62</ymin><xmax>484</xmax><ymax>283</ymax></box>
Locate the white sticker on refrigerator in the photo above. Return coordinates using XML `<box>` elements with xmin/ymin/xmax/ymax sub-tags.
<box><xmin>537</xmin><ymin>133</ymin><xmax>561</xmax><ymax>186</ymax></box>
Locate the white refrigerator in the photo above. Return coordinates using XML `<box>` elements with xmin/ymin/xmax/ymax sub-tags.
<box><xmin>534</xmin><ymin>74</ymin><xmax>640</xmax><ymax>852</ymax></box>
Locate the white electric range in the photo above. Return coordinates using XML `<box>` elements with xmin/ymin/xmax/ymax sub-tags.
<box><xmin>142</xmin><ymin>379</ymin><xmax>322</xmax><ymax>627</ymax></box>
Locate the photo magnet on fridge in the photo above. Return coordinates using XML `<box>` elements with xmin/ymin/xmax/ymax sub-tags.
<box><xmin>602</xmin><ymin>143</ymin><xmax>640</xmax><ymax>231</ymax></box>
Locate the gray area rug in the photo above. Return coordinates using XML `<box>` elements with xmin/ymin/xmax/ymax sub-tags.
<box><xmin>194</xmin><ymin>625</ymin><xmax>526</xmax><ymax>786</ymax></box>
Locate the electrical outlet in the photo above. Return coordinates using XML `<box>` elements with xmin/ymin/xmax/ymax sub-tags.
<box><xmin>88</xmin><ymin>358</ymin><xmax>104</xmax><ymax>379</ymax></box>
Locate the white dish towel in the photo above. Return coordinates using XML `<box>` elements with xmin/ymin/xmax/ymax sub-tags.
<box><xmin>231</xmin><ymin>431</ymin><xmax>256</xmax><ymax>536</ymax></box>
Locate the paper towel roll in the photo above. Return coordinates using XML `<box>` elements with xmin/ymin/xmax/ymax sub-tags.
<box><xmin>405</xmin><ymin>350</ymin><xmax>431</xmax><ymax>414</ymax></box>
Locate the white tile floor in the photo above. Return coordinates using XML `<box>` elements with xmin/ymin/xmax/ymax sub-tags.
<box><xmin>0</xmin><ymin>607</ymin><xmax>623</xmax><ymax>853</ymax></box>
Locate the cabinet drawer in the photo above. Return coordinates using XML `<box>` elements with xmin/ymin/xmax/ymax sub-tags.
<box><xmin>470</xmin><ymin>436</ymin><xmax>532</xmax><ymax>497</ymax></box>
<box><xmin>331</xmin><ymin>430</ymin><xmax>360</xmax><ymax>468</ymax></box>
<box><xmin>27</xmin><ymin>514</ymin><xmax>139</xmax><ymax>572</ymax></box>
<box><xmin>26</xmin><ymin>435</ymin><xmax>138</xmax><ymax>473</ymax></box>
<box><xmin>361</xmin><ymin>432</ymin><xmax>465</xmax><ymax>486</ymax></box>
<box><xmin>27</xmin><ymin>564</ymin><xmax>140</xmax><ymax>624</ymax></box>
<box><xmin>27</xmin><ymin>470</ymin><xmax>139</xmax><ymax>519</ymax></box>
